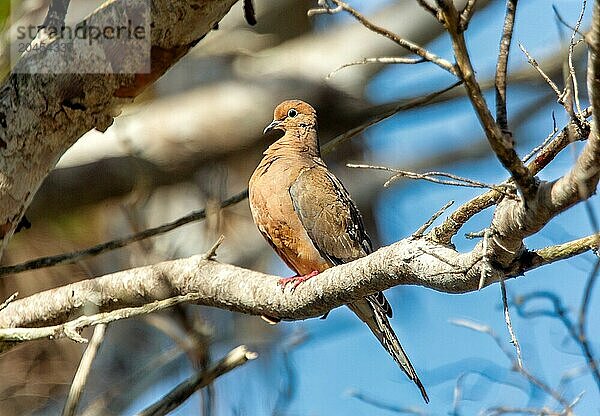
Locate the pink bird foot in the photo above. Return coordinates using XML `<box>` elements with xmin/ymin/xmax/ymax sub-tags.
<box><xmin>278</xmin><ymin>270</ymin><xmax>319</xmax><ymax>291</ymax></box>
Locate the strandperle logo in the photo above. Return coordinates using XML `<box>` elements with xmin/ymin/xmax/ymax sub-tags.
<box><xmin>10</xmin><ymin>0</ymin><xmax>151</xmax><ymax>74</ymax></box>
<box><xmin>16</xmin><ymin>20</ymin><xmax>147</xmax><ymax>47</ymax></box>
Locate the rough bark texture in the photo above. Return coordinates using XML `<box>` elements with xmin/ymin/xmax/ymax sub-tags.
<box><xmin>3</xmin><ymin>226</ymin><xmax>595</xmax><ymax>332</ymax></box>
<box><xmin>0</xmin><ymin>0</ymin><xmax>239</xmax><ymax>255</ymax></box>
<box><xmin>0</xmin><ymin>238</ymin><xmax>486</xmax><ymax>329</ymax></box>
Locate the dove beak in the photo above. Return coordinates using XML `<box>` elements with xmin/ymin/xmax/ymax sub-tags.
<box><xmin>263</xmin><ymin>119</ymin><xmax>282</xmax><ymax>134</ymax></box>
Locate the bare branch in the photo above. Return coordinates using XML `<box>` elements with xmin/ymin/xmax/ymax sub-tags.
<box><xmin>327</xmin><ymin>57</ymin><xmax>426</xmax><ymax>79</ymax></box>
<box><xmin>516</xmin><ymin>233</ymin><xmax>600</xmax><ymax>273</ymax></box>
<box><xmin>430</xmin><ymin>107</ymin><xmax>592</xmax><ymax>245</ymax></box>
<box><xmin>518</xmin><ymin>43</ymin><xmax>564</xmax><ymax>102</ymax></box>
<box><xmin>62</xmin><ymin>324</ymin><xmax>107</xmax><ymax>416</ymax></box>
<box><xmin>492</xmin><ymin>0</ymin><xmax>600</xmax><ymax>270</ymax></box>
<box><xmin>451</xmin><ymin>318</ymin><xmax>573</xmax><ymax>410</ymax></box>
<box><xmin>514</xmin><ymin>282</ymin><xmax>600</xmax><ymax>394</ymax></box>
<box><xmin>483</xmin><ymin>406</ymin><xmax>564</xmax><ymax>416</ymax></box>
<box><xmin>495</xmin><ymin>0</ymin><xmax>518</xmax><ymax>132</ymax></box>
<box><xmin>525</xmin><ymin>108</ymin><xmax>591</xmax><ymax>175</ymax></box>
<box><xmin>136</xmin><ymin>346</ymin><xmax>257</xmax><ymax>416</ymax></box>
<box><xmin>566</xmin><ymin>1</ymin><xmax>588</xmax><ymax>118</ymax></box>
<box><xmin>522</xmin><ymin>112</ymin><xmax>558</xmax><ymax>163</ymax></box>
<box><xmin>0</xmin><ymin>292</ymin><xmax>17</xmax><ymax>311</ymax></box>
<box><xmin>438</xmin><ymin>0</ymin><xmax>538</xmax><ymax>200</ymax></box>
<box><xmin>307</xmin><ymin>0</ymin><xmax>342</xmax><ymax>16</ymax></box>
<box><xmin>416</xmin><ymin>0</ymin><xmax>439</xmax><ymax>21</ymax></box>
<box><xmin>322</xmin><ymin>81</ymin><xmax>462</xmax><ymax>154</ymax></box>
<box><xmin>500</xmin><ymin>279</ymin><xmax>522</xmax><ymax>368</ymax></box>
<box><xmin>460</xmin><ymin>0</ymin><xmax>479</xmax><ymax>31</ymax></box>
<box><xmin>0</xmin><ymin>232</ymin><xmax>598</xmax><ymax>346</ymax></box>
<box><xmin>413</xmin><ymin>200</ymin><xmax>454</xmax><ymax>238</ymax></box>
<box><xmin>327</xmin><ymin>0</ymin><xmax>458</xmax><ymax>75</ymax></box>
<box><xmin>348</xmin><ymin>390</ymin><xmax>426</xmax><ymax>415</ymax></box>
<box><xmin>347</xmin><ymin>163</ymin><xmax>512</xmax><ymax>193</ymax></box>
<box><xmin>0</xmin><ymin>190</ymin><xmax>247</xmax><ymax>277</ymax></box>
<box><xmin>553</xmin><ymin>5</ymin><xmax>589</xmax><ymax>40</ymax></box>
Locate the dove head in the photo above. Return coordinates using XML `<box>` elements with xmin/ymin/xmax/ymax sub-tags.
<box><xmin>263</xmin><ymin>100</ymin><xmax>317</xmax><ymax>135</ymax></box>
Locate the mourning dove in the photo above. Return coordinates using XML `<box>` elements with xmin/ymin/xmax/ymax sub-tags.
<box><xmin>249</xmin><ymin>100</ymin><xmax>429</xmax><ymax>403</ymax></box>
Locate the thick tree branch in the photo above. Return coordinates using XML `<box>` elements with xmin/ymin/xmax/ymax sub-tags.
<box><xmin>0</xmin><ymin>0</ymin><xmax>239</xmax><ymax>257</ymax></box>
<box><xmin>0</xmin><ymin>234</ymin><xmax>596</xmax><ymax>341</ymax></box>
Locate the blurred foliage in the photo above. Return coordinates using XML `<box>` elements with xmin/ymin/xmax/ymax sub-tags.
<box><xmin>0</xmin><ymin>2</ymin><xmax>9</xmax><ymax>32</ymax></box>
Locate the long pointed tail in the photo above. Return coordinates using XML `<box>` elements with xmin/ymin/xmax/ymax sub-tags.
<box><xmin>348</xmin><ymin>294</ymin><xmax>429</xmax><ymax>403</ymax></box>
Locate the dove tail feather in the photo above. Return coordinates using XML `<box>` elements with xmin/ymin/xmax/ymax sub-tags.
<box><xmin>348</xmin><ymin>296</ymin><xmax>429</xmax><ymax>403</ymax></box>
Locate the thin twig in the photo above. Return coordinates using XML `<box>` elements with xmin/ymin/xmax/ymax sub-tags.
<box><xmin>136</xmin><ymin>345</ymin><xmax>257</xmax><ymax>416</ymax></box>
<box><xmin>567</xmin><ymin>1</ymin><xmax>588</xmax><ymax>118</ymax></box>
<box><xmin>522</xmin><ymin>112</ymin><xmax>558</xmax><ymax>163</ymax></box>
<box><xmin>0</xmin><ymin>292</ymin><xmax>17</xmax><ymax>311</ymax></box>
<box><xmin>327</xmin><ymin>57</ymin><xmax>426</xmax><ymax>78</ymax></box>
<box><xmin>413</xmin><ymin>200</ymin><xmax>454</xmax><ymax>238</ymax></box>
<box><xmin>347</xmin><ymin>163</ymin><xmax>511</xmax><ymax>193</ymax></box>
<box><xmin>62</xmin><ymin>324</ymin><xmax>107</xmax><ymax>416</ymax></box>
<box><xmin>0</xmin><ymin>190</ymin><xmax>248</xmax><ymax>277</ymax></box>
<box><xmin>500</xmin><ymin>278</ymin><xmax>523</xmax><ymax>369</ymax></box>
<box><xmin>348</xmin><ymin>391</ymin><xmax>426</xmax><ymax>416</ymax></box>
<box><xmin>513</xmin><ymin>233</ymin><xmax>600</xmax><ymax>275</ymax></box>
<box><xmin>202</xmin><ymin>235</ymin><xmax>225</xmax><ymax>261</ymax></box>
<box><xmin>272</xmin><ymin>330</ymin><xmax>307</xmax><ymax>415</ymax></box>
<box><xmin>0</xmin><ymin>292</ymin><xmax>206</xmax><ymax>344</ymax></box>
<box><xmin>451</xmin><ymin>318</ymin><xmax>573</xmax><ymax>410</ymax></box>
<box><xmin>459</xmin><ymin>0</ymin><xmax>479</xmax><ymax>31</ymax></box>
<box><xmin>552</xmin><ymin>5</ymin><xmax>589</xmax><ymax>41</ymax></box>
<box><xmin>322</xmin><ymin>81</ymin><xmax>462</xmax><ymax>154</ymax></box>
<box><xmin>327</xmin><ymin>0</ymin><xmax>458</xmax><ymax>75</ymax></box>
<box><xmin>80</xmin><ymin>345</ymin><xmax>186</xmax><ymax>416</ymax></box>
<box><xmin>526</xmin><ymin>107</ymin><xmax>591</xmax><ymax>174</ymax></box>
<box><xmin>514</xmin><ymin>284</ymin><xmax>600</xmax><ymax>393</ymax></box>
<box><xmin>518</xmin><ymin>43</ymin><xmax>564</xmax><ymax>102</ymax></box>
<box><xmin>451</xmin><ymin>373</ymin><xmax>466</xmax><ymax>415</ymax></box>
<box><xmin>307</xmin><ymin>0</ymin><xmax>342</xmax><ymax>16</ymax></box>
<box><xmin>495</xmin><ymin>0</ymin><xmax>518</xmax><ymax>132</ymax></box>
<box><xmin>430</xmin><ymin>107</ymin><xmax>592</xmax><ymax>245</ymax></box>
<box><xmin>416</xmin><ymin>0</ymin><xmax>439</xmax><ymax>20</ymax></box>
<box><xmin>483</xmin><ymin>406</ymin><xmax>563</xmax><ymax>416</ymax></box>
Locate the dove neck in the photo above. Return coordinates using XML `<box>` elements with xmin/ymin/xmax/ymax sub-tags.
<box><xmin>265</xmin><ymin>129</ymin><xmax>320</xmax><ymax>158</ymax></box>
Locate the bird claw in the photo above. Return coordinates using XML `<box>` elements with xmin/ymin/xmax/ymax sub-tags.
<box><xmin>278</xmin><ymin>270</ymin><xmax>319</xmax><ymax>292</ymax></box>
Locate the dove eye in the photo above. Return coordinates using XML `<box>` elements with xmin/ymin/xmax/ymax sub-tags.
<box><xmin>287</xmin><ymin>109</ymin><xmax>298</xmax><ymax>118</ymax></box>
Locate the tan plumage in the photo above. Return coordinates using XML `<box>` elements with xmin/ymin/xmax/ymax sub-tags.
<box><xmin>249</xmin><ymin>100</ymin><xmax>429</xmax><ymax>403</ymax></box>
